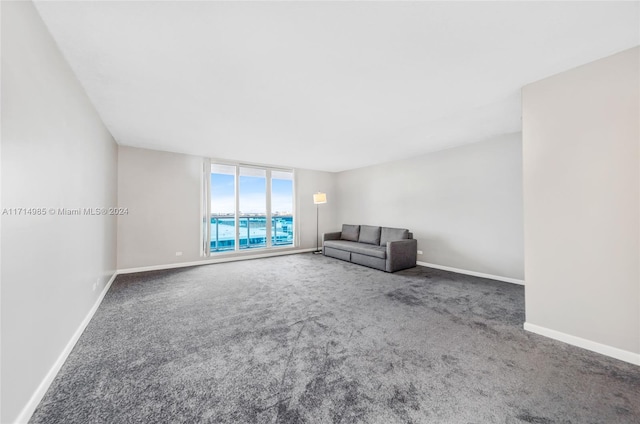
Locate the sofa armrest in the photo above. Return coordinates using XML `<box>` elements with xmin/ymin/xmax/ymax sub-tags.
<box><xmin>323</xmin><ymin>232</ymin><xmax>342</xmax><ymax>242</ymax></box>
<box><xmin>386</xmin><ymin>239</ymin><xmax>417</xmax><ymax>272</ymax></box>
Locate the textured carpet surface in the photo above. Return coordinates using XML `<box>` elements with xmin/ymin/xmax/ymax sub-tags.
<box><xmin>31</xmin><ymin>254</ymin><xmax>639</xmax><ymax>423</ymax></box>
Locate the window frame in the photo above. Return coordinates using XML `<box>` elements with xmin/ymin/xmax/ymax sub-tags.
<box><xmin>203</xmin><ymin>159</ymin><xmax>296</xmax><ymax>256</ymax></box>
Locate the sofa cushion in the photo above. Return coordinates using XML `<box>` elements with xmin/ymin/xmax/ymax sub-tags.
<box><xmin>324</xmin><ymin>246</ymin><xmax>351</xmax><ymax>262</ymax></box>
<box><xmin>351</xmin><ymin>253</ymin><xmax>386</xmax><ymax>271</ymax></box>
<box><xmin>380</xmin><ymin>227</ymin><xmax>409</xmax><ymax>245</ymax></box>
<box><xmin>323</xmin><ymin>240</ymin><xmax>387</xmax><ymax>259</ymax></box>
<box><xmin>341</xmin><ymin>224</ymin><xmax>360</xmax><ymax>242</ymax></box>
<box><xmin>358</xmin><ymin>225</ymin><xmax>381</xmax><ymax>245</ymax></box>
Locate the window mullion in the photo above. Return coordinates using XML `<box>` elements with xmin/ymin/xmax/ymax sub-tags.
<box><xmin>203</xmin><ymin>159</ymin><xmax>211</xmax><ymax>256</ymax></box>
<box><xmin>234</xmin><ymin>165</ymin><xmax>240</xmax><ymax>251</ymax></box>
<box><xmin>266</xmin><ymin>169</ymin><xmax>272</xmax><ymax>248</ymax></box>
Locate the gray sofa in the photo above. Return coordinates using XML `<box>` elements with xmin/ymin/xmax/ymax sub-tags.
<box><xmin>323</xmin><ymin>224</ymin><xmax>417</xmax><ymax>272</ymax></box>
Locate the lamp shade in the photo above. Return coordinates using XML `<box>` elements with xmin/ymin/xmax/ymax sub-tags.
<box><xmin>313</xmin><ymin>192</ymin><xmax>327</xmax><ymax>204</ymax></box>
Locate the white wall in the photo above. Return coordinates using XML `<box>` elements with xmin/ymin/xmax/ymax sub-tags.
<box><xmin>1</xmin><ymin>2</ymin><xmax>118</xmax><ymax>422</ymax></box>
<box><xmin>335</xmin><ymin>133</ymin><xmax>524</xmax><ymax>281</ymax></box>
<box><xmin>296</xmin><ymin>168</ymin><xmax>338</xmax><ymax>250</ymax></box>
<box><xmin>522</xmin><ymin>47</ymin><xmax>639</xmax><ymax>362</ymax></box>
<box><xmin>117</xmin><ymin>146</ymin><xmax>203</xmax><ymax>269</ymax></box>
<box><xmin>117</xmin><ymin>146</ymin><xmax>338</xmax><ymax>270</ymax></box>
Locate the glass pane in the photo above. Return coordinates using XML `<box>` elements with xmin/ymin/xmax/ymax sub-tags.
<box><xmin>272</xmin><ymin>171</ymin><xmax>294</xmax><ymax>246</ymax></box>
<box><xmin>210</xmin><ymin>164</ymin><xmax>236</xmax><ymax>252</ymax></box>
<box><xmin>239</xmin><ymin>167</ymin><xmax>266</xmax><ymax>250</ymax></box>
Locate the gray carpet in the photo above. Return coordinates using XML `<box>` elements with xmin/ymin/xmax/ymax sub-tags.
<box><xmin>30</xmin><ymin>253</ymin><xmax>639</xmax><ymax>423</ymax></box>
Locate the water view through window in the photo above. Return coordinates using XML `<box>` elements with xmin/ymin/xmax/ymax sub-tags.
<box><xmin>210</xmin><ymin>164</ymin><xmax>294</xmax><ymax>252</ymax></box>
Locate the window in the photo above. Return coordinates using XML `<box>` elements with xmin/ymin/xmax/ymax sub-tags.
<box><xmin>205</xmin><ymin>162</ymin><xmax>294</xmax><ymax>254</ymax></box>
<box><xmin>210</xmin><ymin>164</ymin><xmax>236</xmax><ymax>252</ymax></box>
<box><xmin>239</xmin><ymin>167</ymin><xmax>267</xmax><ymax>249</ymax></box>
<box><xmin>271</xmin><ymin>170</ymin><xmax>294</xmax><ymax>247</ymax></box>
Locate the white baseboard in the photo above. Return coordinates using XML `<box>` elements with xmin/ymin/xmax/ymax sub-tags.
<box><xmin>14</xmin><ymin>271</ymin><xmax>118</xmax><ymax>424</ymax></box>
<box><xmin>524</xmin><ymin>322</ymin><xmax>640</xmax><ymax>366</ymax></box>
<box><xmin>416</xmin><ymin>261</ymin><xmax>525</xmax><ymax>285</ymax></box>
<box><xmin>118</xmin><ymin>247</ymin><xmax>316</xmax><ymax>274</ymax></box>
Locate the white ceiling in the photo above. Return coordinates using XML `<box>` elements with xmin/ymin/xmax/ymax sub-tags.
<box><xmin>34</xmin><ymin>1</ymin><xmax>639</xmax><ymax>172</ymax></box>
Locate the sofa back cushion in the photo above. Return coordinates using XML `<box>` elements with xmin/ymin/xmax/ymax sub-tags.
<box><xmin>380</xmin><ymin>227</ymin><xmax>409</xmax><ymax>245</ymax></box>
<box><xmin>341</xmin><ymin>224</ymin><xmax>360</xmax><ymax>242</ymax></box>
<box><xmin>358</xmin><ymin>225</ymin><xmax>381</xmax><ymax>245</ymax></box>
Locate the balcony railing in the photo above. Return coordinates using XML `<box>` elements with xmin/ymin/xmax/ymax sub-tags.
<box><xmin>210</xmin><ymin>215</ymin><xmax>293</xmax><ymax>252</ymax></box>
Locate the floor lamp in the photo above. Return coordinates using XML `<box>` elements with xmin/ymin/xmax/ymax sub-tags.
<box><xmin>313</xmin><ymin>192</ymin><xmax>327</xmax><ymax>254</ymax></box>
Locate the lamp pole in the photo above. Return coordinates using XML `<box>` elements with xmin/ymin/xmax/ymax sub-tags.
<box><xmin>315</xmin><ymin>203</ymin><xmax>320</xmax><ymax>253</ymax></box>
<box><xmin>313</xmin><ymin>192</ymin><xmax>327</xmax><ymax>254</ymax></box>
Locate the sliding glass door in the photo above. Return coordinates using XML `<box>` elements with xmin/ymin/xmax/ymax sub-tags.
<box><xmin>239</xmin><ymin>167</ymin><xmax>267</xmax><ymax>250</ymax></box>
<box><xmin>207</xmin><ymin>163</ymin><xmax>294</xmax><ymax>254</ymax></box>
<box><xmin>271</xmin><ymin>170</ymin><xmax>294</xmax><ymax>247</ymax></box>
<box><xmin>210</xmin><ymin>164</ymin><xmax>236</xmax><ymax>252</ymax></box>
